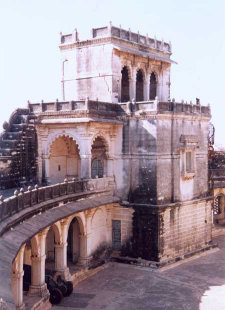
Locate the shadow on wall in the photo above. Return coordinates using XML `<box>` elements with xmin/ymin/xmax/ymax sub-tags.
<box><xmin>122</xmin><ymin>119</ymin><xmax>157</xmax><ymax>204</ymax></box>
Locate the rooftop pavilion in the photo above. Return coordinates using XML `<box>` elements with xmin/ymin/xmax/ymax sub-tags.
<box><xmin>59</xmin><ymin>22</ymin><xmax>175</xmax><ymax>64</ymax></box>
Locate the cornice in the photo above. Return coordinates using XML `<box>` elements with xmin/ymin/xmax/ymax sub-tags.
<box><xmin>59</xmin><ymin>36</ymin><xmax>171</xmax><ymax>59</ymax></box>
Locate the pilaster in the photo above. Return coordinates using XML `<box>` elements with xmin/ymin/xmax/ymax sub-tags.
<box><xmin>80</xmin><ymin>154</ymin><xmax>92</xmax><ymax>179</ymax></box>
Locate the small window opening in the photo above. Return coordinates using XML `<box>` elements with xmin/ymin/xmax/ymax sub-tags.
<box><xmin>121</xmin><ymin>67</ymin><xmax>130</xmax><ymax>102</ymax></box>
<box><xmin>58</xmin><ymin>165</ymin><xmax>61</xmax><ymax>171</ymax></box>
<box><xmin>150</xmin><ymin>72</ymin><xmax>157</xmax><ymax>100</ymax></box>
<box><xmin>186</xmin><ymin>152</ymin><xmax>192</xmax><ymax>173</ymax></box>
<box><xmin>136</xmin><ymin>69</ymin><xmax>144</xmax><ymax>101</ymax></box>
<box><xmin>214</xmin><ymin>196</ymin><xmax>223</xmax><ymax>215</ymax></box>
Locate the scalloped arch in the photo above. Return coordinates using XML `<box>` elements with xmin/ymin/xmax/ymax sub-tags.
<box><xmin>46</xmin><ymin>131</ymin><xmax>81</xmax><ymax>155</ymax></box>
<box><xmin>150</xmin><ymin>71</ymin><xmax>159</xmax><ymax>83</ymax></box>
<box><xmin>91</xmin><ymin>133</ymin><xmax>110</xmax><ymax>154</ymax></box>
<box><xmin>121</xmin><ymin>64</ymin><xmax>132</xmax><ymax>80</ymax></box>
<box><xmin>136</xmin><ymin>67</ymin><xmax>146</xmax><ymax>82</ymax></box>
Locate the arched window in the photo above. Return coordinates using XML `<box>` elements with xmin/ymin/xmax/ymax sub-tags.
<box><xmin>67</xmin><ymin>217</ymin><xmax>80</xmax><ymax>264</ymax></box>
<box><xmin>136</xmin><ymin>69</ymin><xmax>144</xmax><ymax>101</ymax></box>
<box><xmin>91</xmin><ymin>137</ymin><xmax>107</xmax><ymax>178</ymax></box>
<box><xmin>121</xmin><ymin>66</ymin><xmax>130</xmax><ymax>102</ymax></box>
<box><xmin>91</xmin><ymin>158</ymin><xmax>103</xmax><ymax>179</ymax></box>
<box><xmin>150</xmin><ymin>72</ymin><xmax>157</xmax><ymax>100</ymax></box>
<box><xmin>214</xmin><ymin>195</ymin><xmax>224</xmax><ymax>215</ymax></box>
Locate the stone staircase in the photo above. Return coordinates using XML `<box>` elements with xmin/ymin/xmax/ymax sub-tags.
<box><xmin>0</xmin><ymin>108</ymin><xmax>37</xmax><ymax>189</ymax></box>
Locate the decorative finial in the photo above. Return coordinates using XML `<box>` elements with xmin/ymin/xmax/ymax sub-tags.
<box><xmin>154</xmin><ymin>35</ymin><xmax>157</xmax><ymax>48</ymax></box>
<box><xmin>73</xmin><ymin>28</ymin><xmax>79</xmax><ymax>41</ymax></box>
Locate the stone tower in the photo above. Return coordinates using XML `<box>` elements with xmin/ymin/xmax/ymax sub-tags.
<box><xmin>59</xmin><ymin>23</ymin><xmax>174</xmax><ymax>103</ymax></box>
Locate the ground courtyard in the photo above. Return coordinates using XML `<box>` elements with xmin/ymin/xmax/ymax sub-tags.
<box><xmin>53</xmin><ymin>235</ymin><xmax>225</xmax><ymax>310</ymax></box>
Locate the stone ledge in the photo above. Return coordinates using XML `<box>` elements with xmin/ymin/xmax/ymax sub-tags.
<box><xmin>111</xmin><ymin>242</ymin><xmax>218</xmax><ymax>269</ymax></box>
<box><xmin>71</xmin><ymin>263</ymin><xmax>109</xmax><ymax>287</ymax></box>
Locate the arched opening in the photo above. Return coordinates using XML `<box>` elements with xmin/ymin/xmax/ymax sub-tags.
<box><xmin>121</xmin><ymin>66</ymin><xmax>130</xmax><ymax>102</ymax></box>
<box><xmin>136</xmin><ymin>69</ymin><xmax>144</xmax><ymax>101</ymax></box>
<box><xmin>91</xmin><ymin>137</ymin><xmax>107</xmax><ymax>179</ymax></box>
<box><xmin>150</xmin><ymin>72</ymin><xmax>157</xmax><ymax>100</ymax></box>
<box><xmin>49</xmin><ymin>135</ymin><xmax>81</xmax><ymax>184</ymax></box>
<box><xmin>67</xmin><ymin>218</ymin><xmax>81</xmax><ymax>266</ymax></box>
<box><xmin>213</xmin><ymin>194</ymin><xmax>225</xmax><ymax>224</ymax></box>
<box><xmin>23</xmin><ymin>242</ymin><xmax>32</xmax><ymax>293</ymax></box>
<box><xmin>45</xmin><ymin>227</ymin><xmax>55</xmax><ymax>270</ymax></box>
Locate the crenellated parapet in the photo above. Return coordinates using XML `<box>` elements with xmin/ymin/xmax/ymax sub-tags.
<box><xmin>29</xmin><ymin>99</ymin><xmax>211</xmax><ymax>120</ymax></box>
<box><xmin>60</xmin><ymin>23</ymin><xmax>172</xmax><ymax>54</ymax></box>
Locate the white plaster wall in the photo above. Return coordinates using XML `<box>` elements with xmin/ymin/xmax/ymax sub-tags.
<box><xmin>63</xmin><ymin>44</ymin><xmax>113</xmax><ymax>102</ymax></box>
<box><xmin>87</xmin><ymin>209</ymin><xmax>109</xmax><ymax>255</ymax></box>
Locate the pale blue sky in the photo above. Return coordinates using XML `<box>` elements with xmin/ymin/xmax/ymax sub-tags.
<box><xmin>0</xmin><ymin>0</ymin><xmax>225</xmax><ymax>146</ymax></box>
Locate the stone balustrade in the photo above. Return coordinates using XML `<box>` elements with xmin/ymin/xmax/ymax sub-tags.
<box><xmin>0</xmin><ymin>176</ymin><xmax>115</xmax><ymax>225</ymax></box>
<box><xmin>28</xmin><ymin>99</ymin><xmax>211</xmax><ymax>117</ymax></box>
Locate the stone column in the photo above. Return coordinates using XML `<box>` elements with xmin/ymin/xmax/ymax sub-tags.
<box><xmin>55</xmin><ymin>242</ymin><xmax>70</xmax><ymax>280</ymax></box>
<box><xmin>145</xmin><ymin>75</ymin><xmax>150</xmax><ymax>101</ymax></box>
<box><xmin>54</xmin><ymin>220</ymin><xmax>71</xmax><ymax>280</ymax></box>
<box><xmin>78</xmin><ymin>233</ymin><xmax>91</xmax><ymax>267</ymax></box>
<box><xmin>130</xmin><ymin>69</ymin><xmax>136</xmax><ymax>101</ymax></box>
<box><xmin>12</xmin><ymin>246</ymin><xmax>25</xmax><ymax>310</ymax></box>
<box><xmin>28</xmin><ymin>230</ymin><xmax>49</xmax><ymax>298</ymax></box>
<box><xmin>12</xmin><ymin>271</ymin><xmax>25</xmax><ymax>310</ymax></box>
<box><xmin>80</xmin><ymin>154</ymin><xmax>92</xmax><ymax>179</ymax></box>
<box><xmin>42</xmin><ymin>154</ymin><xmax>50</xmax><ymax>184</ymax></box>
<box><xmin>157</xmin><ymin>74</ymin><xmax>163</xmax><ymax>101</ymax></box>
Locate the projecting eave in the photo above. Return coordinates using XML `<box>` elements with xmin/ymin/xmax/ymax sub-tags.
<box><xmin>113</xmin><ymin>45</ymin><xmax>177</xmax><ymax>64</ymax></box>
<box><xmin>37</xmin><ymin>117</ymin><xmax>123</xmax><ymax>125</ymax></box>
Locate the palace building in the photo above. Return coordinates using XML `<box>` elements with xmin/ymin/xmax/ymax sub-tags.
<box><xmin>0</xmin><ymin>24</ymin><xmax>213</xmax><ymax>309</ymax></box>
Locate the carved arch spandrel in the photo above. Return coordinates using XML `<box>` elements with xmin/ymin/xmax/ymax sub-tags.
<box><xmin>91</xmin><ymin>133</ymin><xmax>110</xmax><ymax>157</ymax></box>
<box><xmin>45</xmin><ymin>131</ymin><xmax>82</xmax><ymax>156</ymax></box>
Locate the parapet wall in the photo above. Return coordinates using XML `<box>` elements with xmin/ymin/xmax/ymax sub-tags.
<box><xmin>60</xmin><ymin>23</ymin><xmax>171</xmax><ymax>54</ymax></box>
<box><xmin>29</xmin><ymin>99</ymin><xmax>211</xmax><ymax>118</ymax></box>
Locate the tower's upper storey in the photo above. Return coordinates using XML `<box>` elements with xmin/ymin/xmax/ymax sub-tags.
<box><xmin>59</xmin><ymin>23</ymin><xmax>176</xmax><ymax>103</ymax></box>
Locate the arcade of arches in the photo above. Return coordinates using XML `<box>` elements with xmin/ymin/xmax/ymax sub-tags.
<box><xmin>120</xmin><ymin>66</ymin><xmax>158</xmax><ymax>102</ymax></box>
<box><xmin>12</xmin><ymin>204</ymin><xmax>133</xmax><ymax>309</ymax></box>
<box><xmin>47</xmin><ymin>135</ymin><xmax>109</xmax><ymax>184</ymax></box>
